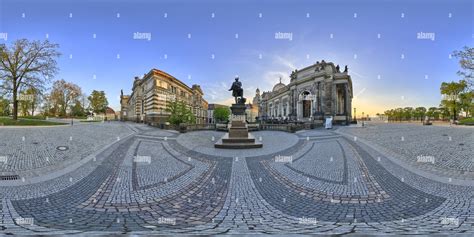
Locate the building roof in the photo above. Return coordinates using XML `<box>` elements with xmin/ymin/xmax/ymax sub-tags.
<box><xmin>124</xmin><ymin>68</ymin><xmax>208</xmax><ymax>103</ymax></box>
<box><xmin>146</xmin><ymin>68</ymin><xmax>195</xmax><ymax>93</ymax></box>
<box><xmin>106</xmin><ymin>107</ymin><xmax>115</xmax><ymax>114</ymax></box>
<box><xmin>192</xmin><ymin>84</ymin><xmax>203</xmax><ymax>95</ymax></box>
<box><xmin>272</xmin><ymin>77</ymin><xmax>286</xmax><ymax>92</ymax></box>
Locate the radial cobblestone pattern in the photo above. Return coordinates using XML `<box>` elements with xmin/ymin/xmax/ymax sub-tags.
<box><xmin>1</xmin><ymin>122</ymin><xmax>473</xmax><ymax>235</ymax></box>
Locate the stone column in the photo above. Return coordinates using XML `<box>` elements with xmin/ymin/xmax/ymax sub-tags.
<box><xmin>287</xmin><ymin>102</ymin><xmax>290</xmax><ymax>116</ymax></box>
<box><xmin>319</xmin><ymin>81</ymin><xmax>327</xmax><ymax>116</ymax></box>
<box><xmin>331</xmin><ymin>83</ymin><xmax>337</xmax><ymax>115</ymax></box>
<box><xmin>317</xmin><ymin>82</ymin><xmax>321</xmax><ymax>113</ymax></box>
<box><xmin>344</xmin><ymin>84</ymin><xmax>348</xmax><ymax>115</ymax></box>
<box><xmin>280</xmin><ymin>102</ymin><xmax>283</xmax><ymax>117</ymax></box>
<box><xmin>291</xmin><ymin>92</ymin><xmax>295</xmax><ymax>118</ymax></box>
<box><xmin>313</xmin><ymin>99</ymin><xmax>317</xmax><ymax>118</ymax></box>
<box><xmin>297</xmin><ymin>101</ymin><xmax>301</xmax><ymax>120</ymax></box>
<box><xmin>347</xmin><ymin>85</ymin><xmax>352</xmax><ymax>122</ymax></box>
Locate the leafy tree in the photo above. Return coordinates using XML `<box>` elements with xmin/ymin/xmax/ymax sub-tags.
<box><xmin>452</xmin><ymin>46</ymin><xmax>473</xmax><ymax>89</ymax></box>
<box><xmin>439</xmin><ymin>106</ymin><xmax>450</xmax><ymax>120</ymax></box>
<box><xmin>414</xmin><ymin>107</ymin><xmax>427</xmax><ymax>122</ymax></box>
<box><xmin>166</xmin><ymin>100</ymin><xmax>195</xmax><ymax>125</ymax></box>
<box><xmin>18</xmin><ymin>87</ymin><xmax>41</xmax><ymax>116</ymax></box>
<box><xmin>426</xmin><ymin>107</ymin><xmax>440</xmax><ymax>120</ymax></box>
<box><xmin>403</xmin><ymin>107</ymin><xmax>413</xmax><ymax>121</ymax></box>
<box><xmin>384</xmin><ymin>109</ymin><xmax>394</xmax><ymax>121</ymax></box>
<box><xmin>440</xmin><ymin>80</ymin><xmax>467</xmax><ymax>121</ymax></box>
<box><xmin>41</xmin><ymin>93</ymin><xmax>55</xmax><ymax>117</ymax></box>
<box><xmin>394</xmin><ymin>108</ymin><xmax>404</xmax><ymax>121</ymax></box>
<box><xmin>0</xmin><ymin>97</ymin><xmax>10</xmax><ymax>116</ymax></box>
<box><xmin>19</xmin><ymin>91</ymin><xmax>29</xmax><ymax>116</ymax></box>
<box><xmin>213</xmin><ymin>107</ymin><xmax>230</xmax><ymax>123</ymax></box>
<box><xmin>50</xmin><ymin>79</ymin><xmax>82</xmax><ymax>116</ymax></box>
<box><xmin>79</xmin><ymin>93</ymin><xmax>89</xmax><ymax>113</ymax></box>
<box><xmin>70</xmin><ymin>100</ymin><xmax>86</xmax><ymax>117</ymax></box>
<box><xmin>459</xmin><ymin>91</ymin><xmax>473</xmax><ymax>117</ymax></box>
<box><xmin>88</xmin><ymin>90</ymin><xmax>108</xmax><ymax>115</ymax></box>
<box><xmin>0</xmin><ymin>39</ymin><xmax>60</xmax><ymax>120</ymax></box>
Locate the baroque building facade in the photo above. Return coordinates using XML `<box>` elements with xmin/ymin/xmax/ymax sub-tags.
<box><xmin>120</xmin><ymin>69</ymin><xmax>208</xmax><ymax>125</ymax></box>
<box><xmin>254</xmin><ymin>61</ymin><xmax>353</xmax><ymax>124</ymax></box>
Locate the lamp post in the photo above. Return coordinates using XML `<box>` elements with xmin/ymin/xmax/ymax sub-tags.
<box><xmin>353</xmin><ymin>107</ymin><xmax>357</xmax><ymax>121</ymax></box>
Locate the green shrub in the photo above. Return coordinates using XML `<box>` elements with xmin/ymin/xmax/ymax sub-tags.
<box><xmin>459</xmin><ymin>117</ymin><xmax>474</xmax><ymax>125</ymax></box>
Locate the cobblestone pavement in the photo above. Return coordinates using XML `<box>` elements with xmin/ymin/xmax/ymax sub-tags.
<box><xmin>0</xmin><ymin>122</ymin><xmax>473</xmax><ymax>235</ymax></box>
<box><xmin>0</xmin><ymin>122</ymin><xmax>133</xmax><ymax>175</ymax></box>
<box><xmin>337</xmin><ymin>122</ymin><xmax>474</xmax><ymax>180</ymax></box>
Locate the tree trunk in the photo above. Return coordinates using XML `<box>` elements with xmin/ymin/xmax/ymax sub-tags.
<box><xmin>31</xmin><ymin>100</ymin><xmax>36</xmax><ymax>116</ymax></box>
<box><xmin>12</xmin><ymin>85</ymin><xmax>18</xmax><ymax>120</ymax></box>
<box><xmin>453</xmin><ymin>100</ymin><xmax>457</xmax><ymax>121</ymax></box>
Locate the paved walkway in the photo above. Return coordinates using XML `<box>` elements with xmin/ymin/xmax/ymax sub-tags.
<box><xmin>0</xmin><ymin>122</ymin><xmax>473</xmax><ymax>235</ymax></box>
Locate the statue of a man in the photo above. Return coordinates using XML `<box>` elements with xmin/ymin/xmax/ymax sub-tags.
<box><xmin>229</xmin><ymin>77</ymin><xmax>244</xmax><ymax>104</ymax></box>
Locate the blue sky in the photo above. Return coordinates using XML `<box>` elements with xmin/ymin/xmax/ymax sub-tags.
<box><xmin>0</xmin><ymin>0</ymin><xmax>472</xmax><ymax>115</ymax></box>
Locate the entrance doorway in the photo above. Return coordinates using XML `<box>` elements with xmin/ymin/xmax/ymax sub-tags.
<box><xmin>302</xmin><ymin>91</ymin><xmax>311</xmax><ymax>118</ymax></box>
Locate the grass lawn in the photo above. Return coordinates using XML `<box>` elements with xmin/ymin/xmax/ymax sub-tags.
<box><xmin>0</xmin><ymin>117</ymin><xmax>67</xmax><ymax>126</ymax></box>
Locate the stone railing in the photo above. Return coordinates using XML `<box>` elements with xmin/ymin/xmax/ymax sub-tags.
<box><xmin>170</xmin><ymin>122</ymin><xmax>316</xmax><ymax>133</ymax></box>
<box><xmin>184</xmin><ymin>123</ymin><xmax>216</xmax><ymax>132</ymax></box>
<box><xmin>259</xmin><ymin>123</ymin><xmax>307</xmax><ymax>133</ymax></box>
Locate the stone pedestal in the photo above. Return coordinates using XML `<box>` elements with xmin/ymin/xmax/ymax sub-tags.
<box><xmin>214</xmin><ymin>104</ymin><xmax>263</xmax><ymax>149</ymax></box>
<box><xmin>230</xmin><ymin>103</ymin><xmax>246</xmax><ymax>115</ymax></box>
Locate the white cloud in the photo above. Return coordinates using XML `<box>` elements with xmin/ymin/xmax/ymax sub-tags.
<box><xmin>274</xmin><ymin>55</ymin><xmax>297</xmax><ymax>70</ymax></box>
<box><xmin>262</xmin><ymin>71</ymin><xmax>289</xmax><ymax>90</ymax></box>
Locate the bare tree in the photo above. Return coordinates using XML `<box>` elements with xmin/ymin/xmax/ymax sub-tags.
<box><xmin>0</xmin><ymin>39</ymin><xmax>60</xmax><ymax>120</ymax></box>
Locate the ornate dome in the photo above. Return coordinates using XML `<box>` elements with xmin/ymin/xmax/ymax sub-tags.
<box><xmin>272</xmin><ymin>77</ymin><xmax>286</xmax><ymax>92</ymax></box>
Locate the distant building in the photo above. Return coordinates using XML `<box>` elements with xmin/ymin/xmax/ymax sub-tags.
<box><xmin>105</xmin><ymin>107</ymin><xmax>116</xmax><ymax>121</ymax></box>
<box><xmin>120</xmin><ymin>69</ymin><xmax>208</xmax><ymax>125</ymax></box>
<box><xmin>207</xmin><ymin>104</ymin><xmax>229</xmax><ymax>124</ymax></box>
<box><xmin>120</xmin><ymin>95</ymin><xmax>129</xmax><ymax>121</ymax></box>
<box><xmin>197</xmin><ymin>98</ymin><xmax>209</xmax><ymax>125</ymax></box>
<box><xmin>254</xmin><ymin>61</ymin><xmax>353</xmax><ymax>124</ymax></box>
<box><xmin>245</xmin><ymin>103</ymin><xmax>258</xmax><ymax>123</ymax></box>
